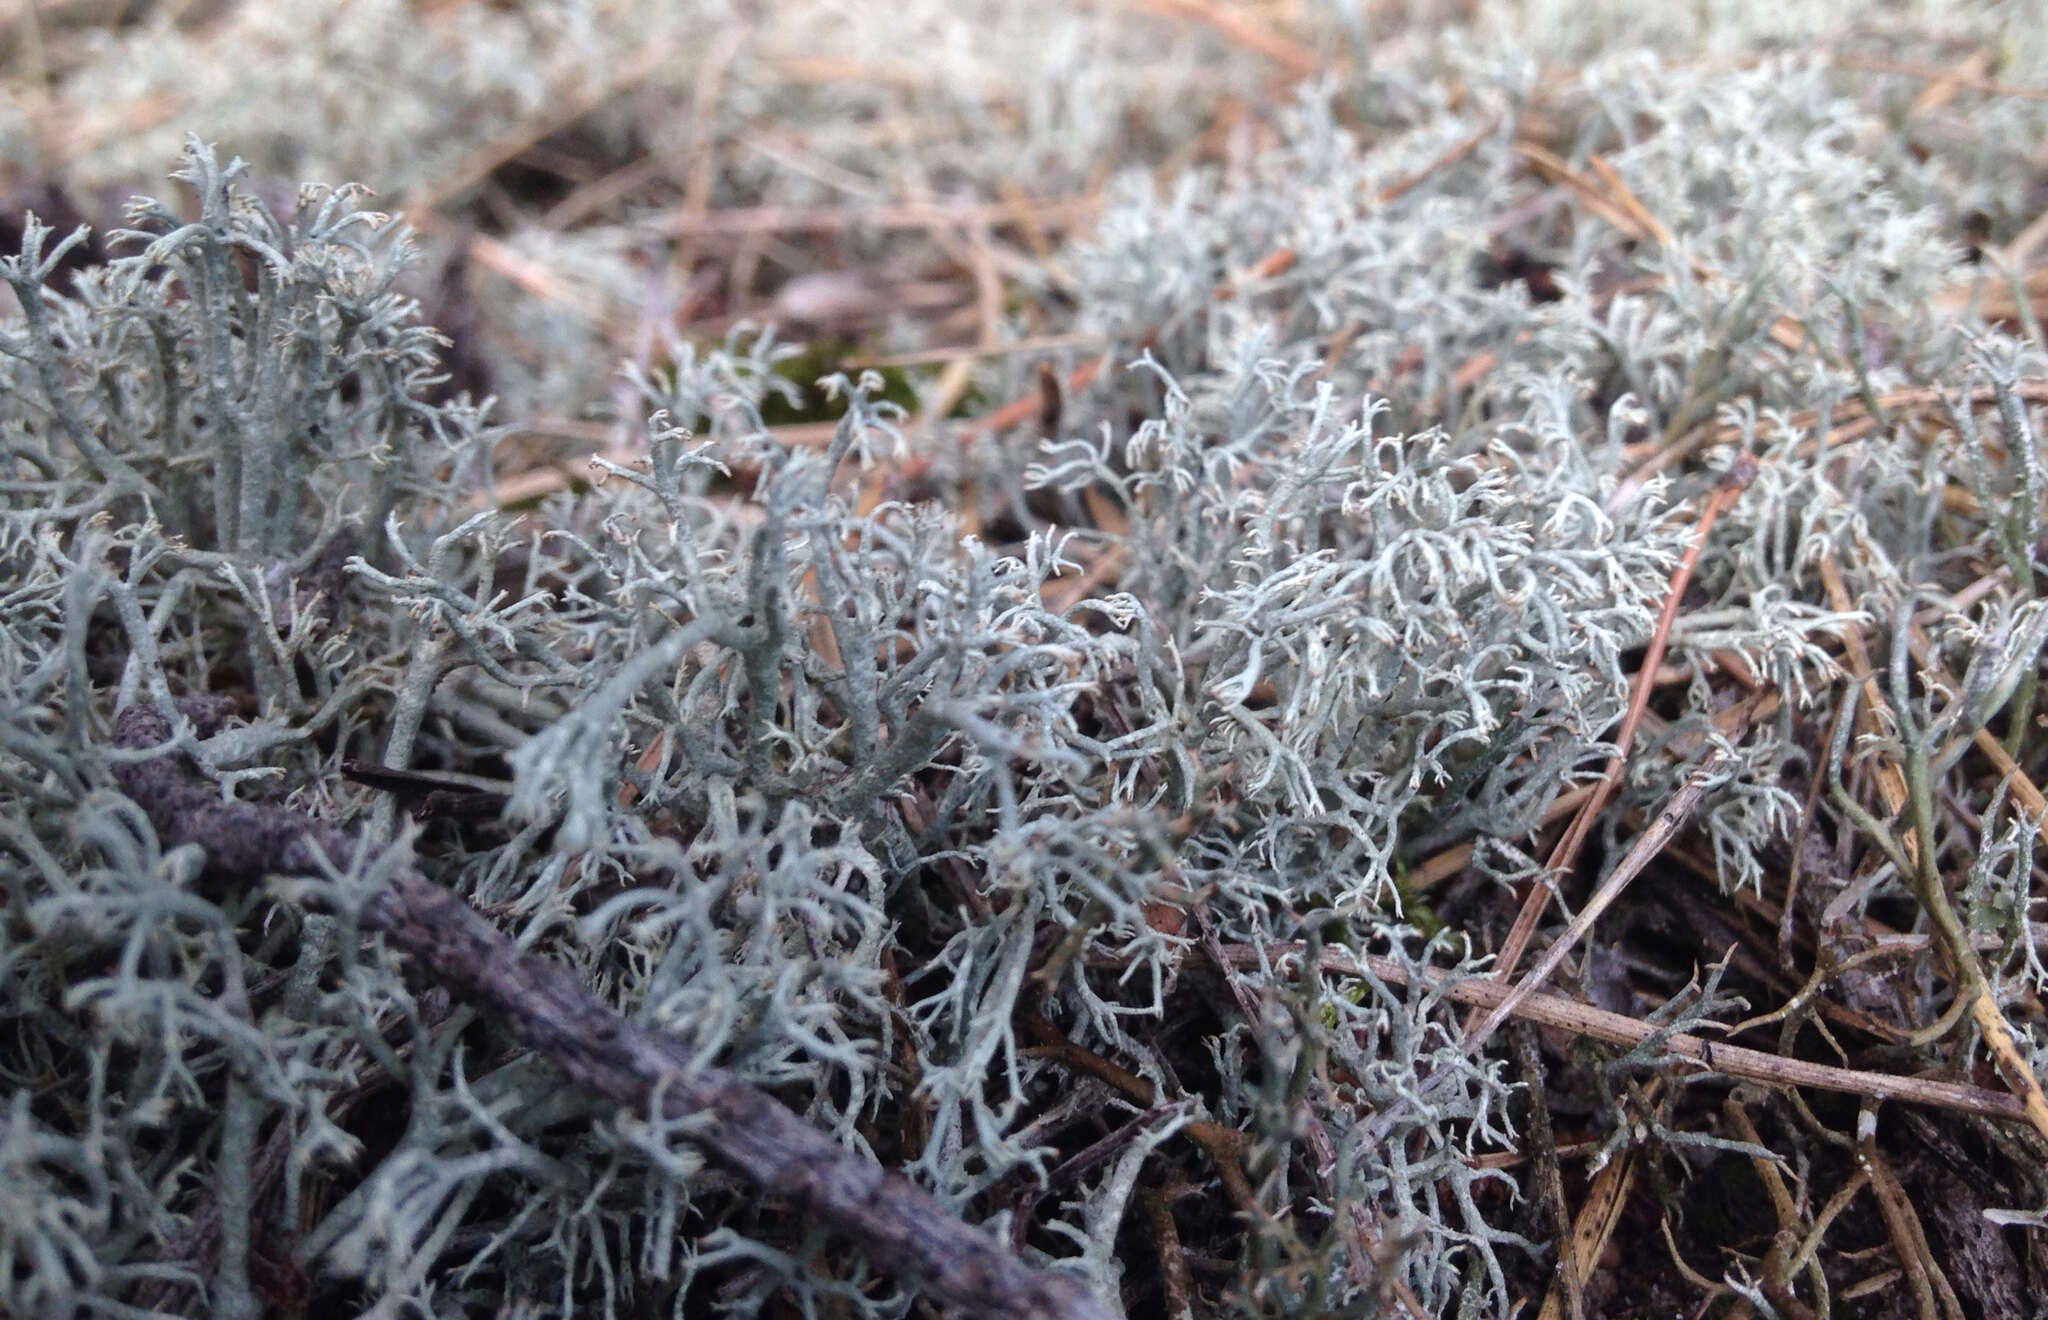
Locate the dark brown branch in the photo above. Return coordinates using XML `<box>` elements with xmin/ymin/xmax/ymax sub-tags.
<box><xmin>109</xmin><ymin>703</ymin><xmax>1113</xmax><ymax>1320</ymax></box>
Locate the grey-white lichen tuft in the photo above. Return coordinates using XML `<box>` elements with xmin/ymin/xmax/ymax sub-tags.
<box><xmin>6</xmin><ymin>4</ymin><xmax>2048</xmax><ymax>1312</ymax></box>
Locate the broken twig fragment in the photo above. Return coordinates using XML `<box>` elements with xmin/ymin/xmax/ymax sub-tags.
<box><xmin>108</xmin><ymin>702</ymin><xmax>1113</xmax><ymax>1320</ymax></box>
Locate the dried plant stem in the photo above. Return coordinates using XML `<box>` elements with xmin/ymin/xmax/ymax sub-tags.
<box><xmin>107</xmin><ymin>703</ymin><xmax>1113</xmax><ymax>1320</ymax></box>
<box><xmin>1905</xmin><ymin>622</ymin><xmax>2048</xmax><ymax>850</ymax></box>
<box><xmin>1019</xmin><ymin>1012</ymin><xmax>1263</xmax><ymax>1219</ymax></box>
<box><xmin>1818</xmin><ymin>553</ymin><xmax>1913</xmax><ymax>841</ymax></box>
<box><xmin>1885</xmin><ymin>631</ymin><xmax>2048</xmax><ymax>1140</ymax></box>
<box><xmin>1512</xmin><ymin>1025</ymin><xmax>1579</xmax><ymax>1320</ymax></box>
<box><xmin>1374</xmin><ymin>114</ymin><xmax>1504</xmax><ymax>207</ymax></box>
<box><xmin>1210</xmin><ymin>943</ymin><xmax>2032</xmax><ymax>1124</ymax></box>
<box><xmin>1138</xmin><ymin>0</ymin><xmax>1321</xmax><ymax>79</ymax></box>
<box><xmin>1409</xmin><ymin>785</ymin><xmax>1595</xmax><ymax>891</ymax></box>
<box><xmin>662</xmin><ymin>195</ymin><xmax>1100</xmax><ymax>239</ymax></box>
<box><xmin>1619</xmin><ymin>379</ymin><xmax>2048</xmax><ymax>501</ymax></box>
<box><xmin>966</xmin><ymin>355</ymin><xmax>1112</xmax><ymax>441</ymax></box>
<box><xmin>1835</xmin><ymin>55</ymin><xmax>2048</xmax><ymax>102</ymax></box>
<box><xmin>1722</xmin><ymin>1095</ymin><xmax>1826</xmax><ymax>1317</ymax></box>
<box><xmin>1140</xmin><ymin>1182</ymin><xmax>1196</xmax><ymax>1320</ymax></box>
<box><xmin>404</xmin><ymin>39</ymin><xmax>681</xmax><ymax>215</ymax></box>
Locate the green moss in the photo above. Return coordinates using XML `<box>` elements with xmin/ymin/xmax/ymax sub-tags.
<box><xmin>751</xmin><ymin>339</ymin><xmax>923</xmax><ymax>427</ymax></box>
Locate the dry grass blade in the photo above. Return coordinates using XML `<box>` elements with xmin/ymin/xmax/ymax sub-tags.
<box><xmin>1835</xmin><ymin>54</ymin><xmax>2048</xmax><ymax>102</ymax></box>
<box><xmin>1137</xmin><ymin>0</ymin><xmax>1323</xmax><ymax>80</ymax></box>
<box><xmin>661</xmin><ymin>195</ymin><xmax>1101</xmax><ymax>239</ymax></box>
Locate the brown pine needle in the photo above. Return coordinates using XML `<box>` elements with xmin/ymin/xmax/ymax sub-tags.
<box><xmin>1465</xmin><ymin>749</ymin><xmax>1733</xmax><ymax>1053</ymax></box>
<box><xmin>1483</xmin><ymin>452</ymin><xmax>1759</xmax><ymax>1001</ymax></box>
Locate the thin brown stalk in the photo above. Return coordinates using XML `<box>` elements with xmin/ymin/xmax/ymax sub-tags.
<box><xmin>1208</xmin><ymin>943</ymin><xmax>2033</xmax><ymax>1124</ymax></box>
<box><xmin>1373</xmin><ymin>115</ymin><xmax>1503</xmax><ymax>206</ymax></box>
<box><xmin>661</xmin><ymin>195</ymin><xmax>1100</xmax><ymax>239</ymax></box>
<box><xmin>1835</xmin><ymin>55</ymin><xmax>2048</xmax><ymax>102</ymax></box>
<box><xmin>1141</xmin><ymin>1183</ymin><xmax>1196</xmax><ymax>1320</ymax></box>
<box><xmin>1860</xmin><ymin>1115</ymin><xmax>1964</xmax><ymax>1320</ymax></box>
<box><xmin>1135</xmin><ymin>0</ymin><xmax>1322</xmax><ymax>79</ymax></box>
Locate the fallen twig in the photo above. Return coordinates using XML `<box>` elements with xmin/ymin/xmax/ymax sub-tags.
<box><xmin>109</xmin><ymin>701</ymin><xmax>1113</xmax><ymax>1320</ymax></box>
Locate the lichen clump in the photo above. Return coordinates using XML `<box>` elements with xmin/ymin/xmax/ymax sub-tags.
<box><xmin>6</xmin><ymin>5</ymin><xmax>2048</xmax><ymax>1317</ymax></box>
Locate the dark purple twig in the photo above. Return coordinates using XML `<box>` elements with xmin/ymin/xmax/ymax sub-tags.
<box><xmin>110</xmin><ymin>703</ymin><xmax>1113</xmax><ymax>1320</ymax></box>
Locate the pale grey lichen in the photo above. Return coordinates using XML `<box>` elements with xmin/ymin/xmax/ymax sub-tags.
<box><xmin>7</xmin><ymin>3</ymin><xmax>2048</xmax><ymax>1311</ymax></box>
